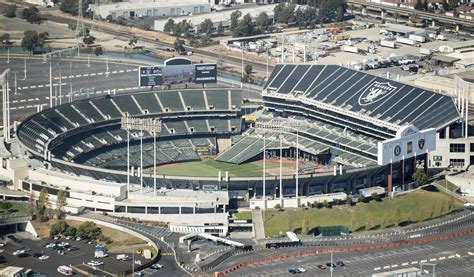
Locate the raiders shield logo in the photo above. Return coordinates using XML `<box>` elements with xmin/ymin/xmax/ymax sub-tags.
<box><xmin>394</xmin><ymin>145</ymin><xmax>401</xmax><ymax>156</ymax></box>
<box><xmin>358</xmin><ymin>81</ymin><xmax>397</xmax><ymax>106</ymax></box>
<box><xmin>418</xmin><ymin>139</ymin><xmax>425</xmax><ymax>150</ymax></box>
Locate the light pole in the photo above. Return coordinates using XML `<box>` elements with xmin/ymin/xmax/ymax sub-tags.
<box><xmin>330</xmin><ymin>250</ymin><xmax>334</xmax><ymax>277</ymax></box>
<box><xmin>121</xmin><ymin>117</ymin><xmax>161</xmax><ymax>196</ymax></box>
<box><xmin>262</xmin><ymin>131</ymin><xmax>266</xmax><ymax>209</ymax></box>
<box><xmin>295</xmin><ymin>130</ymin><xmax>299</xmax><ymax>207</ymax></box>
<box><xmin>49</xmin><ymin>60</ymin><xmax>53</xmax><ymax>107</ymax></box>
<box><xmin>7</xmin><ymin>48</ymin><xmax>9</xmax><ymax>64</ymax></box>
<box><xmin>23</xmin><ymin>58</ymin><xmax>27</xmax><ymax>80</ymax></box>
<box><xmin>279</xmin><ymin>133</ymin><xmax>283</xmax><ymax>207</ymax></box>
<box><xmin>14</xmin><ymin>72</ymin><xmax>17</xmax><ymax>95</ymax></box>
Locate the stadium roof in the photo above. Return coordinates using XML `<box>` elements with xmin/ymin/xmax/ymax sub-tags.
<box><xmin>264</xmin><ymin>64</ymin><xmax>460</xmax><ymax>131</ymax></box>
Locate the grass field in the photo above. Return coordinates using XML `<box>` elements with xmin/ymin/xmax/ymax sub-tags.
<box><xmin>150</xmin><ymin>159</ymin><xmax>294</xmax><ymax>177</ymax></box>
<box><xmin>234</xmin><ymin>211</ymin><xmax>253</xmax><ymax>220</ymax></box>
<box><xmin>263</xmin><ymin>189</ymin><xmax>464</xmax><ymax>238</ymax></box>
<box><xmin>0</xmin><ymin>201</ymin><xmax>29</xmax><ymax>217</ymax></box>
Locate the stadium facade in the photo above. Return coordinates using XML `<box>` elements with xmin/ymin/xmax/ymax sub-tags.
<box><xmin>0</xmin><ymin>64</ymin><xmax>465</xmax><ymax>234</ymax></box>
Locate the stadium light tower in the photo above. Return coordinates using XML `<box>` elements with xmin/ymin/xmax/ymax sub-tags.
<box><xmin>121</xmin><ymin>117</ymin><xmax>161</xmax><ymax>196</ymax></box>
<box><xmin>1</xmin><ymin>69</ymin><xmax>11</xmax><ymax>142</ymax></box>
<box><xmin>256</xmin><ymin>118</ymin><xmax>312</xmax><ymax>208</ymax></box>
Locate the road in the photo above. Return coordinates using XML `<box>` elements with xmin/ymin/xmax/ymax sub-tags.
<box><xmin>215</xmin><ymin>228</ymin><xmax>474</xmax><ymax>276</ymax></box>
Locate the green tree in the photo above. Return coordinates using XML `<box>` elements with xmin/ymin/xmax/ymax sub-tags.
<box><xmin>413</xmin><ymin>169</ymin><xmax>428</xmax><ymax>185</ymax></box>
<box><xmin>233</xmin><ymin>13</ymin><xmax>255</xmax><ymax>37</ymax></box>
<box><xmin>217</xmin><ymin>21</ymin><xmax>224</xmax><ymax>36</ymax></box>
<box><xmin>335</xmin><ymin>5</ymin><xmax>345</xmax><ymax>22</ymax></box>
<box><xmin>3</xmin><ymin>4</ymin><xmax>17</xmax><ymax>18</ymax></box>
<box><xmin>301</xmin><ymin>212</ymin><xmax>309</xmax><ymax>235</ymax></box>
<box><xmin>50</xmin><ymin>220</ymin><xmax>68</xmax><ymax>235</ymax></box>
<box><xmin>255</xmin><ymin>11</ymin><xmax>269</xmax><ymax>31</ymax></box>
<box><xmin>27</xmin><ymin>192</ymin><xmax>36</xmax><ymax>217</ymax></box>
<box><xmin>230</xmin><ymin>10</ymin><xmax>242</xmax><ymax>32</ymax></box>
<box><xmin>173</xmin><ymin>38</ymin><xmax>185</xmax><ymax>53</ymax></box>
<box><xmin>77</xmin><ymin>221</ymin><xmax>100</xmax><ymax>239</ymax></box>
<box><xmin>244</xmin><ymin>64</ymin><xmax>253</xmax><ymax>76</ymax></box>
<box><xmin>200</xmin><ymin>18</ymin><xmax>214</xmax><ymax>37</ymax></box>
<box><xmin>393</xmin><ymin>12</ymin><xmax>400</xmax><ymax>23</ymax></box>
<box><xmin>37</xmin><ymin>188</ymin><xmax>50</xmax><ymax>221</ymax></box>
<box><xmin>60</xmin><ymin>0</ymin><xmax>89</xmax><ymax>16</ymax></box>
<box><xmin>414</xmin><ymin>0</ymin><xmax>423</xmax><ymax>10</ymax></box>
<box><xmin>64</xmin><ymin>225</ymin><xmax>77</xmax><ymax>237</ymax></box>
<box><xmin>55</xmin><ymin>190</ymin><xmax>67</xmax><ymax>219</ymax></box>
<box><xmin>322</xmin><ymin>199</ymin><xmax>329</xmax><ymax>208</ymax></box>
<box><xmin>174</xmin><ymin>19</ymin><xmax>193</xmax><ymax>38</ymax></box>
<box><xmin>371</xmin><ymin>192</ymin><xmax>379</xmax><ymax>201</ymax></box>
<box><xmin>163</xmin><ymin>18</ymin><xmax>175</xmax><ymax>34</ymax></box>
<box><xmin>22</xmin><ymin>6</ymin><xmax>42</xmax><ymax>24</ymax></box>
<box><xmin>394</xmin><ymin>207</ymin><xmax>401</xmax><ymax>227</ymax></box>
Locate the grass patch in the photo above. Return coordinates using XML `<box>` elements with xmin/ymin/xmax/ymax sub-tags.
<box><xmin>234</xmin><ymin>211</ymin><xmax>252</xmax><ymax>220</ymax></box>
<box><xmin>263</xmin><ymin>189</ymin><xmax>464</xmax><ymax>238</ymax></box>
<box><xmin>151</xmin><ymin>159</ymin><xmax>291</xmax><ymax>177</ymax></box>
<box><xmin>0</xmin><ymin>202</ymin><xmax>29</xmax><ymax>217</ymax></box>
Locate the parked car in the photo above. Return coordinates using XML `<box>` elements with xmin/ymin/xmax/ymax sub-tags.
<box><xmin>116</xmin><ymin>254</ymin><xmax>130</xmax><ymax>261</ymax></box>
<box><xmin>39</xmin><ymin>255</ymin><xmax>50</xmax><ymax>260</ymax></box>
<box><xmin>326</xmin><ymin>262</ymin><xmax>336</xmax><ymax>268</ymax></box>
<box><xmin>87</xmin><ymin>260</ymin><xmax>104</xmax><ymax>267</ymax></box>
<box><xmin>316</xmin><ymin>264</ymin><xmax>327</xmax><ymax>270</ymax></box>
<box><xmin>151</xmin><ymin>263</ymin><xmax>163</xmax><ymax>269</ymax></box>
<box><xmin>336</xmin><ymin>261</ymin><xmax>345</xmax><ymax>267</ymax></box>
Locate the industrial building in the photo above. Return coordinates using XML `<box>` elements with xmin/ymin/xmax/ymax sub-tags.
<box><xmin>91</xmin><ymin>0</ymin><xmax>211</xmax><ymax>20</ymax></box>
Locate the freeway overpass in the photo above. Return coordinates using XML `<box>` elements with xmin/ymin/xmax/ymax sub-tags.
<box><xmin>348</xmin><ymin>0</ymin><xmax>474</xmax><ymax>29</ymax></box>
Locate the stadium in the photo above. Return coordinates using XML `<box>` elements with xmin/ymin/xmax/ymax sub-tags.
<box><xmin>3</xmin><ymin>63</ymin><xmax>462</xmax><ymax>234</ymax></box>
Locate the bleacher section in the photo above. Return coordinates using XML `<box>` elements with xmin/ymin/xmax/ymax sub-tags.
<box><xmin>17</xmin><ymin>89</ymin><xmax>242</xmax><ymax>159</ymax></box>
<box><xmin>265</xmin><ymin>64</ymin><xmax>459</xmax><ymax>131</ymax></box>
<box><xmin>82</xmin><ymin>137</ymin><xmax>216</xmax><ymax>169</ymax></box>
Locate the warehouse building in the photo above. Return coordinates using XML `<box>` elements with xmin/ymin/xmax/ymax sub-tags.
<box><xmin>91</xmin><ymin>0</ymin><xmax>211</xmax><ymax>20</ymax></box>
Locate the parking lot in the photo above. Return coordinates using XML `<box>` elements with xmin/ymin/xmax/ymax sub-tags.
<box><xmin>0</xmin><ymin>232</ymin><xmax>153</xmax><ymax>275</ymax></box>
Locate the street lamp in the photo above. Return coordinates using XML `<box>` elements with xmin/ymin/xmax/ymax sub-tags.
<box><xmin>121</xmin><ymin>117</ymin><xmax>161</xmax><ymax>196</ymax></box>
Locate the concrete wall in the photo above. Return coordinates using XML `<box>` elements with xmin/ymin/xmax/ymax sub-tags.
<box><xmin>108</xmin><ymin>211</ymin><xmax>228</xmax><ymax>225</ymax></box>
<box><xmin>66</xmin><ymin>215</ymin><xmax>158</xmax><ymax>253</ymax></box>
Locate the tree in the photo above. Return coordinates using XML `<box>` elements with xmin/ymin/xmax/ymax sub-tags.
<box><xmin>21</xmin><ymin>30</ymin><xmax>49</xmax><ymax>53</ymax></box>
<box><xmin>55</xmin><ymin>190</ymin><xmax>67</xmax><ymax>219</ymax></box>
<box><xmin>442</xmin><ymin>0</ymin><xmax>449</xmax><ymax>11</ymax></box>
<box><xmin>3</xmin><ymin>4</ymin><xmax>17</xmax><ymax>18</ymax></box>
<box><xmin>255</xmin><ymin>12</ymin><xmax>269</xmax><ymax>31</ymax></box>
<box><xmin>274</xmin><ymin>3</ymin><xmax>296</xmax><ymax>24</ymax></box>
<box><xmin>394</xmin><ymin>207</ymin><xmax>401</xmax><ymax>227</ymax></box>
<box><xmin>64</xmin><ymin>225</ymin><xmax>77</xmax><ymax>237</ymax></box>
<box><xmin>274</xmin><ymin>203</ymin><xmax>281</xmax><ymax>209</ymax></box>
<box><xmin>173</xmin><ymin>38</ymin><xmax>185</xmax><ymax>53</ymax></box>
<box><xmin>322</xmin><ymin>199</ymin><xmax>329</xmax><ymax>208</ymax></box>
<box><xmin>128</xmin><ymin>37</ymin><xmax>138</xmax><ymax>47</ymax></box>
<box><xmin>233</xmin><ymin>13</ymin><xmax>255</xmax><ymax>37</ymax></box>
<box><xmin>393</xmin><ymin>12</ymin><xmax>400</xmax><ymax>23</ymax></box>
<box><xmin>50</xmin><ymin>220</ymin><xmax>68</xmax><ymax>235</ymax></box>
<box><xmin>22</xmin><ymin>6</ymin><xmax>42</xmax><ymax>24</ymax></box>
<box><xmin>200</xmin><ymin>18</ymin><xmax>214</xmax><ymax>37</ymax></box>
<box><xmin>37</xmin><ymin>188</ymin><xmax>49</xmax><ymax>221</ymax></box>
<box><xmin>174</xmin><ymin>19</ymin><xmax>193</xmax><ymax>38</ymax></box>
<box><xmin>60</xmin><ymin>0</ymin><xmax>90</xmax><ymax>16</ymax></box>
<box><xmin>27</xmin><ymin>192</ymin><xmax>36</xmax><ymax>217</ymax></box>
<box><xmin>415</xmin><ymin>0</ymin><xmax>423</xmax><ymax>10</ymax></box>
<box><xmin>94</xmin><ymin>46</ymin><xmax>103</xmax><ymax>56</ymax></box>
<box><xmin>244</xmin><ymin>65</ymin><xmax>253</xmax><ymax>76</ymax></box>
<box><xmin>77</xmin><ymin>221</ymin><xmax>100</xmax><ymax>239</ymax></box>
<box><xmin>413</xmin><ymin>169</ymin><xmax>428</xmax><ymax>185</ymax></box>
<box><xmin>217</xmin><ymin>21</ymin><xmax>224</xmax><ymax>36</ymax></box>
<box><xmin>335</xmin><ymin>5</ymin><xmax>345</xmax><ymax>22</ymax></box>
<box><xmin>371</xmin><ymin>192</ymin><xmax>379</xmax><ymax>201</ymax></box>
<box><xmin>230</xmin><ymin>10</ymin><xmax>242</xmax><ymax>32</ymax></box>
<box><xmin>83</xmin><ymin>35</ymin><xmax>95</xmax><ymax>45</ymax></box>
<box><xmin>163</xmin><ymin>18</ymin><xmax>175</xmax><ymax>34</ymax></box>
<box><xmin>301</xmin><ymin>212</ymin><xmax>310</xmax><ymax>235</ymax></box>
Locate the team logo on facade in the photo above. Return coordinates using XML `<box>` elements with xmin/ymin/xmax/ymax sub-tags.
<box><xmin>358</xmin><ymin>81</ymin><xmax>397</xmax><ymax>106</ymax></box>
<box><xmin>418</xmin><ymin>139</ymin><xmax>425</xmax><ymax>150</ymax></box>
<box><xmin>394</xmin><ymin>145</ymin><xmax>401</xmax><ymax>156</ymax></box>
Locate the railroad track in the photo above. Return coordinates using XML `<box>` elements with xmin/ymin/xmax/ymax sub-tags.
<box><xmin>0</xmin><ymin>2</ymin><xmax>272</xmax><ymax>73</ymax></box>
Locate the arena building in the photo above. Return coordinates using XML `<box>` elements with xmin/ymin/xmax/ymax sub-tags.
<box><xmin>0</xmin><ymin>64</ymin><xmax>467</xmax><ymax>234</ymax></box>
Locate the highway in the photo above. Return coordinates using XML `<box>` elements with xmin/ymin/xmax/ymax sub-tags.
<box><xmin>348</xmin><ymin>0</ymin><xmax>474</xmax><ymax>29</ymax></box>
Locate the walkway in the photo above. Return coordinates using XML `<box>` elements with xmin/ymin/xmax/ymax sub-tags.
<box><xmin>252</xmin><ymin>210</ymin><xmax>265</xmax><ymax>240</ymax></box>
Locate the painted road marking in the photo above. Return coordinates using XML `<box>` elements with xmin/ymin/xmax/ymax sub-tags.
<box><xmin>429</xmin><ymin>258</ymin><xmax>436</xmax><ymax>262</ymax></box>
<box><xmin>391</xmin><ymin>264</ymin><xmax>398</xmax><ymax>268</ymax></box>
<box><xmin>420</xmin><ymin>260</ymin><xmax>427</xmax><ymax>263</ymax></box>
<box><xmin>401</xmin><ymin>262</ymin><xmax>408</xmax><ymax>266</ymax></box>
<box><xmin>439</xmin><ymin>256</ymin><xmax>446</xmax><ymax>260</ymax></box>
<box><xmin>374</xmin><ymin>267</ymin><xmax>380</xmax><ymax>271</ymax></box>
<box><xmin>383</xmin><ymin>266</ymin><xmax>390</xmax><ymax>269</ymax></box>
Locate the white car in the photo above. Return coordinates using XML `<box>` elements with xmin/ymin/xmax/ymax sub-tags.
<box><xmin>87</xmin><ymin>260</ymin><xmax>104</xmax><ymax>267</ymax></box>
<box><xmin>297</xmin><ymin>268</ymin><xmax>306</xmax><ymax>273</ymax></box>
<box><xmin>13</xmin><ymin>250</ymin><xmax>25</xmax><ymax>256</ymax></box>
<box><xmin>45</xmin><ymin>243</ymin><xmax>56</xmax><ymax>248</ymax></box>
<box><xmin>0</xmin><ymin>242</ymin><xmax>6</xmax><ymax>247</ymax></box>
<box><xmin>39</xmin><ymin>255</ymin><xmax>49</xmax><ymax>260</ymax></box>
<box><xmin>151</xmin><ymin>263</ymin><xmax>163</xmax><ymax>269</ymax></box>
